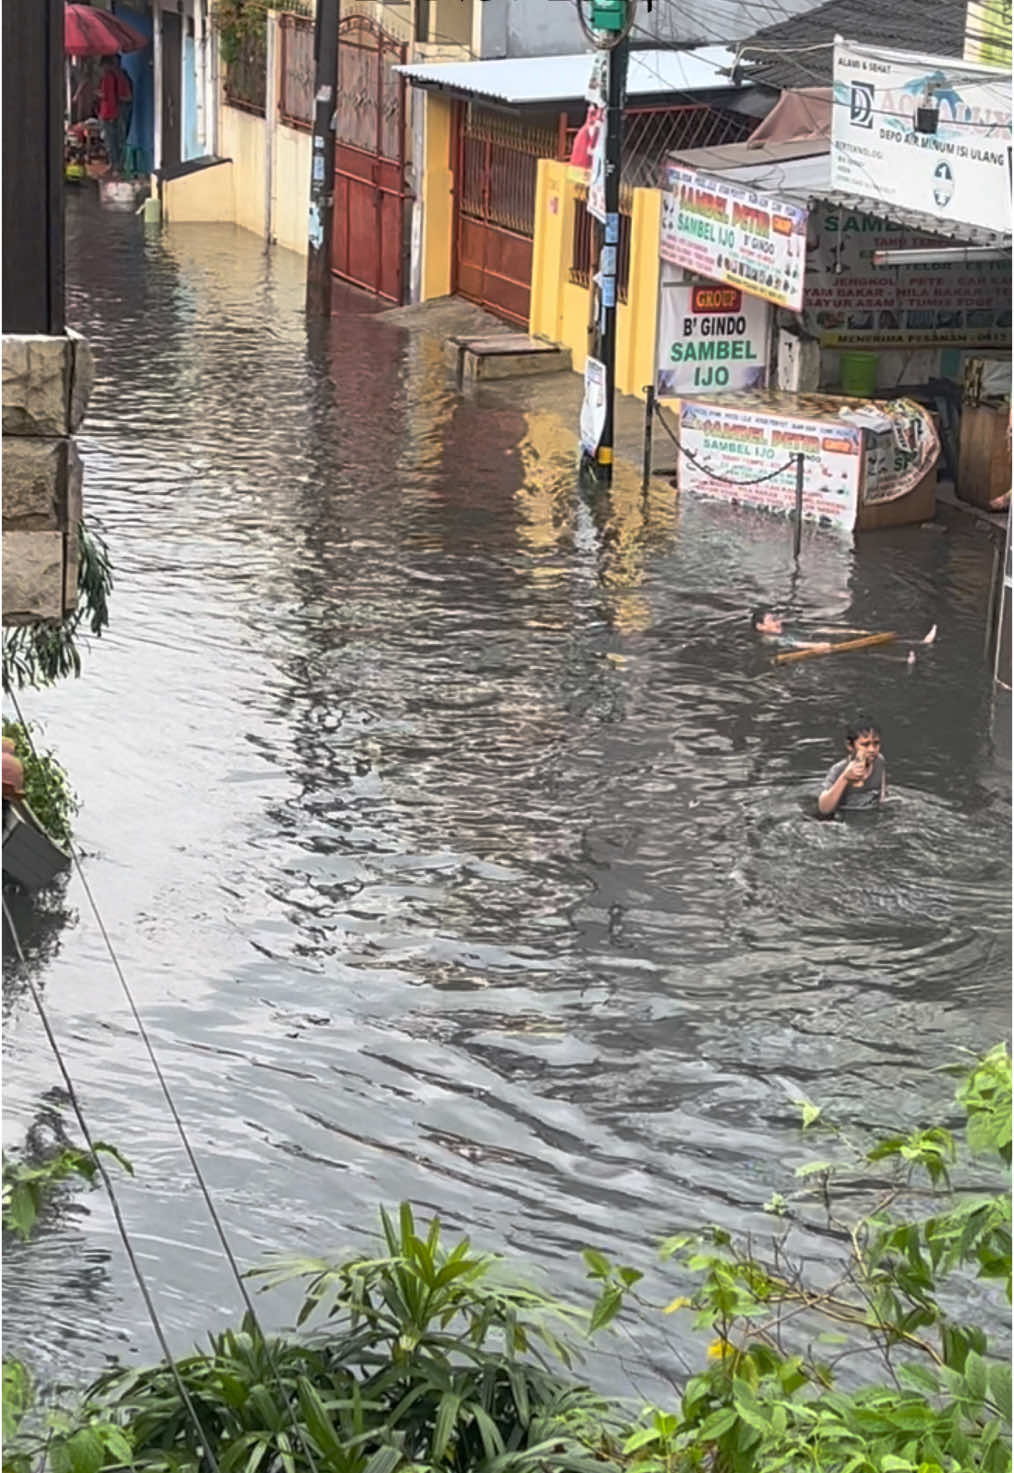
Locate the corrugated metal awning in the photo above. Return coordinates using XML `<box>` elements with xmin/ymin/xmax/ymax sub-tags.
<box><xmin>667</xmin><ymin>143</ymin><xmax>1013</xmax><ymax>247</ymax></box>
<box><xmin>395</xmin><ymin>47</ymin><xmax>742</xmax><ymax>105</ymax></box>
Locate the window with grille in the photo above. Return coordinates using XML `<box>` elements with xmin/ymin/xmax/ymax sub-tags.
<box><xmin>224</xmin><ymin>31</ymin><xmax>267</xmax><ymax>116</ymax></box>
<box><xmin>569</xmin><ymin>191</ymin><xmax>632</xmax><ymax>304</ymax></box>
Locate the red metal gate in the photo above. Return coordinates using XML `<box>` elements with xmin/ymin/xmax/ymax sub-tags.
<box><xmin>454</xmin><ymin>104</ymin><xmax>559</xmax><ymax>327</ymax></box>
<box><xmin>331</xmin><ymin>16</ymin><xmax>409</xmax><ymax>304</ymax></box>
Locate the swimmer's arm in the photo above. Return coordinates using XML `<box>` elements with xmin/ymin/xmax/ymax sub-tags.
<box><xmin>880</xmin><ymin>769</ymin><xmax>887</xmax><ymax>803</ymax></box>
<box><xmin>818</xmin><ymin>768</ymin><xmax>849</xmax><ymax>817</ymax></box>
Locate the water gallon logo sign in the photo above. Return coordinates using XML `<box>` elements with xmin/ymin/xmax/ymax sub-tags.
<box><xmin>850</xmin><ymin>83</ymin><xmax>875</xmax><ymax>127</ymax></box>
<box><xmin>933</xmin><ymin>161</ymin><xmax>955</xmax><ymax>208</ymax></box>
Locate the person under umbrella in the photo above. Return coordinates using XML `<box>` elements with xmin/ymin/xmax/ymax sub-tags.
<box><xmin>97</xmin><ymin>55</ymin><xmax>122</xmax><ymax>171</ymax></box>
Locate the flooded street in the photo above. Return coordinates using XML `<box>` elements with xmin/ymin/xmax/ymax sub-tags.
<box><xmin>3</xmin><ymin>195</ymin><xmax>1010</xmax><ymax>1392</ymax></box>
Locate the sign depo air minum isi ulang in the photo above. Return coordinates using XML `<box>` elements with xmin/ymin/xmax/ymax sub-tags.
<box><xmin>831</xmin><ymin>38</ymin><xmax>1012</xmax><ymax>236</ymax></box>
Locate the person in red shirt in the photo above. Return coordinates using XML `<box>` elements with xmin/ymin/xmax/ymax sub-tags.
<box><xmin>98</xmin><ymin>55</ymin><xmax>122</xmax><ymax>171</ymax></box>
<box><xmin>114</xmin><ymin>56</ymin><xmax>133</xmax><ymax>163</ymax></box>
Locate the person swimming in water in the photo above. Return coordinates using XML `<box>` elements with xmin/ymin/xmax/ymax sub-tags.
<box><xmin>750</xmin><ymin>609</ymin><xmax>834</xmax><ymax>653</ymax></box>
<box><xmin>750</xmin><ymin>608</ymin><xmax>937</xmax><ymax>662</ymax></box>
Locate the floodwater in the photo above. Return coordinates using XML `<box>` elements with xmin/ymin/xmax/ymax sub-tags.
<box><xmin>3</xmin><ymin>194</ymin><xmax>1010</xmax><ymax>1396</ymax></box>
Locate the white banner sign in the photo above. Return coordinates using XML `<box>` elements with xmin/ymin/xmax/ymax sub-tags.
<box><xmin>831</xmin><ymin>39</ymin><xmax>1013</xmax><ymax>235</ymax></box>
<box><xmin>675</xmin><ymin>400</ymin><xmax>862</xmax><ymax>531</ymax></box>
<box><xmin>656</xmin><ymin>282</ymin><xmax>771</xmax><ymax>397</ymax></box>
<box><xmin>580</xmin><ymin>356</ymin><xmax>607</xmax><ymax>453</ymax></box>
<box><xmin>660</xmin><ymin>162</ymin><xmax>808</xmax><ymax>310</ymax></box>
<box><xmin>586</xmin><ymin>54</ymin><xmax>607</xmax><ymax>223</ymax></box>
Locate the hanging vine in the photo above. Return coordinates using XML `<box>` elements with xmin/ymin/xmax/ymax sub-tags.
<box><xmin>212</xmin><ymin>0</ymin><xmax>310</xmax><ymax>66</ymax></box>
<box><xmin>2</xmin><ymin>519</ymin><xmax>114</xmax><ymax>692</ymax></box>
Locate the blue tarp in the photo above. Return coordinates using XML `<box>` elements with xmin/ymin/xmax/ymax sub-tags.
<box><xmin>114</xmin><ymin>3</ymin><xmax>154</xmax><ymax>175</ymax></box>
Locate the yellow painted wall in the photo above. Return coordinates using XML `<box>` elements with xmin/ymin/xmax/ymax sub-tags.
<box><xmin>163</xmin><ymin>159</ymin><xmax>236</xmax><ymax>224</ymax></box>
<box><xmin>221</xmin><ymin>104</ymin><xmax>266</xmax><ymax>238</ymax></box>
<box><xmin>272</xmin><ymin>123</ymin><xmax>311</xmax><ymax>255</ymax></box>
<box><xmin>162</xmin><ymin>103</ymin><xmax>309</xmax><ymax>257</ymax></box>
<box><xmin>421</xmin><ymin>93</ymin><xmax>454</xmax><ymax>301</ymax></box>
<box><xmin>530</xmin><ymin>159</ymin><xmax>661</xmax><ymax>401</ymax></box>
<box><xmin>618</xmin><ymin>187</ymin><xmax>661</xmax><ymax>399</ymax></box>
<box><xmin>530</xmin><ymin>159</ymin><xmax>570</xmax><ymax>342</ymax></box>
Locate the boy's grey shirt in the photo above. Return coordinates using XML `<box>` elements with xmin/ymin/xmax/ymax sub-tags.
<box><xmin>823</xmin><ymin>753</ymin><xmax>886</xmax><ymax>811</ymax></box>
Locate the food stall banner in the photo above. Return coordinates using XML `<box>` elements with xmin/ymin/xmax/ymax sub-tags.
<box><xmin>656</xmin><ymin>282</ymin><xmax>771</xmax><ymax>397</ymax></box>
<box><xmin>660</xmin><ymin>162</ymin><xmax>808</xmax><ymax>310</ymax></box>
<box><xmin>831</xmin><ymin>39</ymin><xmax>1013</xmax><ymax>236</ymax></box>
<box><xmin>676</xmin><ymin>399</ymin><xmax>862</xmax><ymax>530</ymax></box>
<box><xmin>804</xmin><ymin>202</ymin><xmax>1012</xmax><ymax>347</ymax></box>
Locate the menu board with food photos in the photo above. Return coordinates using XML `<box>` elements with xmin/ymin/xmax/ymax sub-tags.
<box><xmin>804</xmin><ymin>203</ymin><xmax>1012</xmax><ymax>348</ymax></box>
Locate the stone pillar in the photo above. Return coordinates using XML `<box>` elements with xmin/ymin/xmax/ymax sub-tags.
<box><xmin>2</xmin><ymin>331</ymin><xmax>92</xmax><ymax>626</ymax></box>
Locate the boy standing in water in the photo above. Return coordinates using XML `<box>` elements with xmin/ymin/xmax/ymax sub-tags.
<box><xmin>818</xmin><ymin>718</ymin><xmax>886</xmax><ymax>816</ymax></box>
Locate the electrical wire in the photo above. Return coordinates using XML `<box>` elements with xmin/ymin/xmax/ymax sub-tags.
<box><xmin>572</xmin><ymin>11</ymin><xmax>1007</xmax><ymax>243</ymax></box>
<box><xmin>652</xmin><ymin>400</ymin><xmax>799</xmax><ymax>484</ymax></box>
<box><xmin>5</xmin><ymin>687</ymin><xmax>324</xmax><ymax>1473</ymax></box>
<box><xmin>626</xmin><ymin>13</ymin><xmax>834</xmax><ymax>96</ymax></box>
<box><xmin>635</xmin><ymin>0</ymin><xmax>1013</xmax><ymax>89</ymax></box>
<box><xmin>634</xmin><ymin>0</ymin><xmax>838</xmax><ymax>45</ymax></box>
<box><xmin>2</xmin><ymin>893</ymin><xmax>222</xmax><ymax>1473</ymax></box>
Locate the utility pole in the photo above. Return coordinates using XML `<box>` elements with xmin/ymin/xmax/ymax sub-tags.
<box><xmin>580</xmin><ymin>0</ymin><xmax>628</xmax><ymax>490</ymax></box>
<box><xmin>306</xmin><ymin>0</ymin><xmax>340</xmax><ymax>315</ymax></box>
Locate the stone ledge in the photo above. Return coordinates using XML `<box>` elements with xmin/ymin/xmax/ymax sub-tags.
<box><xmin>2</xmin><ymin>332</ymin><xmax>93</xmax><ymax>437</ymax></box>
<box><xmin>2</xmin><ymin>437</ymin><xmax>80</xmax><ymax>526</ymax></box>
<box><xmin>445</xmin><ymin>333</ymin><xmax>572</xmax><ymax>383</ymax></box>
<box><xmin>2</xmin><ymin>530</ymin><xmax>67</xmax><ymax>625</ymax></box>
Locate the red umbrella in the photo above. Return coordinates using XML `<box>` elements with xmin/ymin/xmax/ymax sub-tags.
<box><xmin>65</xmin><ymin>4</ymin><xmax>147</xmax><ymax>56</ymax></box>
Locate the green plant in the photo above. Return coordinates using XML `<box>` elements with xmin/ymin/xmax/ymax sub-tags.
<box><xmin>2</xmin><ymin>720</ymin><xmax>78</xmax><ymax>846</ymax></box>
<box><xmin>5</xmin><ymin>1053</ymin><xmax>1010</xmax><ymax>1473</ymax></box>
<box><xmin>3</xmin><ymin>519</ymin><xmax>113</xmax><ymax>691</ymax></box>
<box><xmin>212</xmin><ymin>0</ymin><xmax>310</xmax><ymax>67</ymax></box>
<box><xmin>3</xmin><ymin>1142</ymin><xmax>133</xmax><ymax>1473</ymax></box>
<box><xmin>3</xmin><ymin>1360</ymin><xmax>33</xmax><ymax>1448</ymax></box>
<box><xmin>34</xmin><ymin>1204</ymin><xmax>619</xmax><ymax>1473</ymax></box>
<box><xmin>2</xmin><ymin>1143</ymin><xmax>132</xmax><ymax>1241</ymax></box>
<box><xmin>577</xmin><ymin>1045</ymin><xmax>1013</xmax><ymax>1473</ymax></box>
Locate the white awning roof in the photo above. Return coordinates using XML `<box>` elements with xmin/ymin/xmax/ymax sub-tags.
<box><xmin>667</xmin><ymin>143</ymin><xmax>1013</xmax><ymax>247</ymax></box>
<box><xmin>396</xmin><ymin>47</ymin><xmax>741</xmax><ymax>105</ymax></box>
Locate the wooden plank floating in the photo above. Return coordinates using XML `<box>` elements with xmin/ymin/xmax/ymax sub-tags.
<box><xmin>773</xmin><ymin>631</ymin><xmax>897</xmax><ymax>665</ymax></box>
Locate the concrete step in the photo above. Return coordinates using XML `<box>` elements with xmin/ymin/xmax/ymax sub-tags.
<box><xmin>445</xmin><ymin>333</ymin><xmax>572</xmax><ymax>383</ymax></box>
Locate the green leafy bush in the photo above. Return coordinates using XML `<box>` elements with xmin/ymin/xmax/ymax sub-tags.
<box><xmin>78</xmin><ymin>1203</ymin><xmax>613</xmax><ymax>1473</ymax></box>
<box><xmin>2</xmin><ymin>720</ymin><xmax>78</xmax><ymax>847</ymax></box>
<box><xmin>2</xmin><ymin>1143</ymin><xmax>132</xmax><ymax>1242</ymax></box>
<box><xmin>3</xmin><ymin>1052</ymin><xmax>1009</xmax><ymax>1473</ymax></box>
<box><xmin>581</xmin><ymin>1044</ymin><xmax>1012</xmax><ymax>1473</ymax></box>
